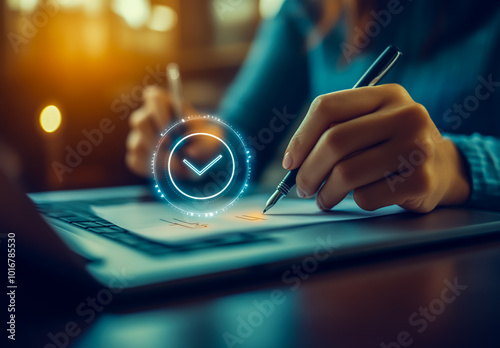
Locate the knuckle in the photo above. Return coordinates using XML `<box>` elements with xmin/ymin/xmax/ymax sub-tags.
<box><xmin>411</xmin><ymin>102</ymin><xmax>428</xmax><ymax>116</ymax></box>
<box><xmin>322</xmin><ymin>127</ymin><xmax>343</xmax><ymax>152</ymax></box>
<box><xmin>129</xmin><ymin>109</ymin><xmax>147</xmax><ymax>128</ymax></box>
<box><xmin>332</xmin><ymin>162</ymin><xmax>352</xmax><ymax>186</ymax></box>
<box><xmin>144</xmin><ymin>85</ymin><xmax>166</xmax><ymax>100</ymax></box>
<box><xmin>403</xmin><ymin>103</ymin><xmax>429</xmax><ymax>127</ymax></box>
<box><xmin>129</xmin><ymin>111</ymin><xmax>139</xmax><ymax>127</ymax></box>
<box><xmin>126</xmin><ymin>131</ymin><xmax>146</xmax><ymax>152</ymax></box>
<box><xmin>384</xmin><ymin>83</ymin><xmax>411</xmax><ymax>100</ymax></box>
<box><xmin>310</xmin><ymin>94</ymin><xmax>331</xmax><ymax>116</ymax></box>
<box><xmin>125</xmin><ymin>133</ymin><xmax>136</xmax><ymax>150</ymax></box>
<box><xmin>311</xmin><ymin>95</ymin><xmax>325</xmax><ymax>111</ymax></box>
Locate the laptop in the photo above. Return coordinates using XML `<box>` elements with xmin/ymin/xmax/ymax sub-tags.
<box><xmin>2</xmin><ymin>166</ymin><xmax>500</xmax><ymax>296</ymax></box>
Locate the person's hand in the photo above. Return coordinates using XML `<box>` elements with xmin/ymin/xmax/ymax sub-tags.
<box><xmin>283</xmin><ymin>84</ymin><xmax>471</xmax><ymax>213</ymax></box>
<box><xmin>126</xmin><ymin>86</ymin><xmax>198</xmax><ymax>177</ymax></box>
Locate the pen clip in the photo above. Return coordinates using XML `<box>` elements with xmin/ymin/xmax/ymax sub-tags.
<box><xmin>368</xmin><ymin>50</ymin><xmax>402</xmax><ymax>86</ymax></box>
<box><xmin>353</xmin><ymin>45</ymin><xmax>402</xmax><ymax>89</ymax></box>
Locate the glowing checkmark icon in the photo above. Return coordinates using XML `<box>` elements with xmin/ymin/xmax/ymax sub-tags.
<box><xmin>183</xmin><ymin>155</ymin><xmax>223</xmax><ymax>176</ymax></box>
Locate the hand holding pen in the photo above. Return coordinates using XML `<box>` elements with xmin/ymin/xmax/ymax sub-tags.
<box><xmin>264</xmin><ymin>45</ymin><xmax>471</xmax><ymax>214</ymax></box>
<box><xmin>126</xmin><ymin>64</ymin><xmax>198</xmax><ymax>177</ymax></box>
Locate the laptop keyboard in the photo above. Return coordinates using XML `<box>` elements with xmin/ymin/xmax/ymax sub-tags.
<box><xmin>35</xmin><ymin>199</ymin><xmax>263</xmax><ymax>256</ymax></box>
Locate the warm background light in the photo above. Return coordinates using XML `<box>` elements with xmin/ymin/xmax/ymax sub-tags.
<box><xmin>259</xmin><ymin>0</ymin><xmax>285</xmax><ymax>19</ymax></box>
<box><xmin>111</xmin><ymin>0</ymin><xmax>150</xmax><ymax>28</ymax></box>
<box><xmin>40</xmin><ymin>105</ymin><xmax>62</xmax><ymax>133</ymax></box>
<box><xmin>148</xmin><ymin>5</ymin><xmax>177</xmax><ymax>32</ymax></box>
<box><xmin>1</xmin><ymin>0</ymin><xmax>264</xmax><ymax>191</ymax></box>
<box><xmin>7</xmin><ymin>0</ymin><xmax>38</xmax><ymax>13</ymax></box>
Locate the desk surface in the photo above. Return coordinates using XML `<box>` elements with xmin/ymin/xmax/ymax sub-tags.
<box><xmin>14</xmin><ymin>236</ymin><xmax>500</xmax><ymax>348</ymax></box>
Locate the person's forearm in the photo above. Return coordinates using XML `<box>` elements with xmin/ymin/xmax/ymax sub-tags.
<box><xmin>445</xmin><ymin>132</ymin><xmax>500</xmax><ymax>210</ymax></box>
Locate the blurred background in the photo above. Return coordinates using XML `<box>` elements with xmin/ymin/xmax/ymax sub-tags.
<box><xmin>0</xmin><ymin>0</ymin><xmax>285</xmax><ymax>192</ymax></box>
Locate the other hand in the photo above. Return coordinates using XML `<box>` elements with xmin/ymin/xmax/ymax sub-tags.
<box><xmin>126</xmin><ymin>86</ymin><xmax>198</xmax><ymax>177</ymax></box>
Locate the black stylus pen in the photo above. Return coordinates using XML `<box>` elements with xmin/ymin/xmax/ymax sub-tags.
<box><xmin>263</xmin><ymin>44</ymin><xmax>403</xmax><ymax>214</ymax></box>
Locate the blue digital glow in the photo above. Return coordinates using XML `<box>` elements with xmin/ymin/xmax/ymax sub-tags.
<box><xmin>152</xmin><ymin>115</ymin><xmax>252</xmax><ymax>216</ymax></box>
<box><xmin>167</xmin><ymin>133</ymin><xmax>235</xmax><ymax>200</ymax></box>
<box><xmin>182</xmin><ymin>154</ymin><xmax>223</xmax><ymax>176</ymax></box>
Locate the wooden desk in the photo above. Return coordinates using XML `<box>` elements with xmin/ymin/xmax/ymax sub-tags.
<box><xmin>14</xmin><ymin>236</ymin><xmax>500</xmax><ymax>348</ymax></box>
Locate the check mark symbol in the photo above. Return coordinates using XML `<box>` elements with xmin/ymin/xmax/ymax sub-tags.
<box><xmin>183</xmin><ymin>155</ymin><xmax>223</xmax><ymax>176</ymax></box>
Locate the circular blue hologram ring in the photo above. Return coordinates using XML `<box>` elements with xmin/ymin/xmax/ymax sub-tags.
<box><xmin>152</xmin><ymin>116</ymin><xmax>251</xmax><ymax>216</ymax></box>
<box><xmin>167</xmin><ymin>133</ymin><xmax>235</xmax><ymax>200</ymax></box>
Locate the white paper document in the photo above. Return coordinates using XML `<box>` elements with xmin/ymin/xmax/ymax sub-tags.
<box><xmin>92</xmin><ymin>195</ymin><xmax>404</xmax><ymax>244</ymax></box>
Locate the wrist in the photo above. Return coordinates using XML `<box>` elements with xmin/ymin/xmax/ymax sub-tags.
<box><xmin>439</xmin><ymin>139</ymin><xmax>471</xmax><ymax>206</ymax></box>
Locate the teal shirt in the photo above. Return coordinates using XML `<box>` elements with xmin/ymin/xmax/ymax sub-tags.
<box><xmin>220</xmin><ymin>0</ymin><xmax>500</xmax><ymax>210</ymax></box>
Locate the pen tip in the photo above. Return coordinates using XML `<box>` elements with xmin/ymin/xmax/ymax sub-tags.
<box><xmin>262</xmin><ymin>209</ymin><xmax>267</xmax><ymax>214</ymax></box>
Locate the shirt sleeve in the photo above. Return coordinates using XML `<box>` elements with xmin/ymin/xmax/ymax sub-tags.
<box><xmin>445</xmin><ymin>132</ymin><xmax>500</xmax><ymax>210</ymax></box>
<box><xmin>218</xmin><ymin>0</ymin><xmax>310</xmax><ymax>178</ymax></box>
